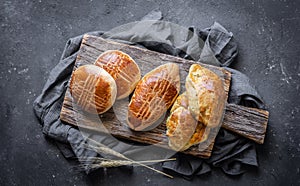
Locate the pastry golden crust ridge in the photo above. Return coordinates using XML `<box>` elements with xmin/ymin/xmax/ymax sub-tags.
<box><xmin>95</xmin><ymin>50</ymin><xmax>141</xmax><ymax>100</ymax></box>
<box><xmin>69</xmin><ymin>65</ymin><xmax>117</xmax><ymax>114</ymax></box>
<box><xmin>127</xmin><ymin>63</ymin><xmax>180</xmax><ymax>131</ymax></box>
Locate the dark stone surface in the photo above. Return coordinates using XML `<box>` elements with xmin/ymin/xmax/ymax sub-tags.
<box><xmin>0</xmin><ymin>0</ymin><xmax>299</xmax><ymax>185</ymax></box>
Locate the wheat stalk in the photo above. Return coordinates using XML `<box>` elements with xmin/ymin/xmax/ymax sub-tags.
<box><xmin>79</xmin><ymin>157</ymin><xmax>176</xmax><ymax>168</ymax></box>
<box><xmin>99</xmin><ymin>160</ymin><xmax>132</xmax><ymax>167</ymax></box>
<box><xmin>82</xmin><ymin>138</ymin><xmax>175</xmax><ymax>178</ymax></box>
<box><xmin>79</xmin><ymin>157</ymin><xmax>176</xmax><ymax>163</ymax></box>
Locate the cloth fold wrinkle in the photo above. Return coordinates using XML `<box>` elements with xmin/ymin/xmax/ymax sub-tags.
<box><xmin>198</xmin><ymin>22</ymin><xmax>238</xmax><ymax>66</ymax></box>
<box><xmin>102</xmin><ymin>21</ymin><xmax>205</xmax><ymax>61</ymax></box>
<box><xmin>33</xmin><ymin>10</ymin><xmax>264</xmax><ymax>177</ymax></box>
<box><xmin>225</xmin><ymin>67</ymin><xmax>264</xmax><ymax>109</ymax></box>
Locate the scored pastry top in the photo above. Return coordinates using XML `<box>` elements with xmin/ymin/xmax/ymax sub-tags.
<box><xmin>69</xmin><ymin>64</ymin><xmax>117</xmax><ymax>114</ymax></box>
<box><xmin>127</xmin><ymin>63</ymin><xmax>180</xmax><ymax>131</ymax></box>
<box><xmin>95</xmin><ymin>50</ymin><xmax>141</xmax><ymax>100</ymax></box>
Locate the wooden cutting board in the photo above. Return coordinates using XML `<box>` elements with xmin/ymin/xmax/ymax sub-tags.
<box><xmin>60</xmin><ymin>35</ymin><xmax>269</xmax><ymax>158</ymax></box>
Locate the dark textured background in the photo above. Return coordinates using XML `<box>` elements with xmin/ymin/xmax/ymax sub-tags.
<box><xmin>1</xmin><ymin>0</ymin><xmax>299</xmax><ymax>185</ymax></box>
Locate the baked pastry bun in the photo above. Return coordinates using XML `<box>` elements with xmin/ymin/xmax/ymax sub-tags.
<box><xmin>166</xmin><ymin>93</ymin><xmax>209</xmax><ymax>151</ymax></box>
<box><xmin>167</xmin><ymin>64</ymin><xmax>225</xmax><ymax>151</ymax></box>
<box><xmin>95</xmin><ymin>50</ymin><xmax>141</xmax><ymax>100</ymax></box>
<box><xmin>185</xmin><ymin>64</ymin><xmax>226</xmax><ymax>128</ymax></box>
<box><xmin>69</xmin><ymin>65</ymin><xmax>117</xmax><ymax>114</ymax></box>
<box><xmin>127</xmin><ymin>63</ymin><xmax>180</xmax><ymax>131</ymax></box>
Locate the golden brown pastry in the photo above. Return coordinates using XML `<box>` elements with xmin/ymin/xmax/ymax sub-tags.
<box><xmin>95</xmin><ymin>50</ymin><xmax>141</xmax><ymax>100</ymax></box>
<box><xmin>69</xmin><ymin>65</ymin><xmax>117</xmax><ymax>114</ymax></box>
<box><xmin>166</xmin><ymin>106</ymin><xmax>198</xmax><ymax>151</ymax></box>
<box><xmin>185</xmin><ymin>64</ymin><xmax>226</xmax><ymax>128</ymax></box>
<box><xmin>127</xmin><ymin>63</ymin><xmax>180</xmax><ymax>131</ymax></box>
<box><xmin>166</xmin><ymin>93</ymin><xmax>210</xmax><ymax>151</ymax></box>
<box><xmin>170</xmin><ymin>92</ymin><xmax>189</xmax><ymax>113</ymax></box>
<box><xmin>167</xmin><ymin>64</ymin><xmax>225</xmax><ymax>151</ymax></box>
